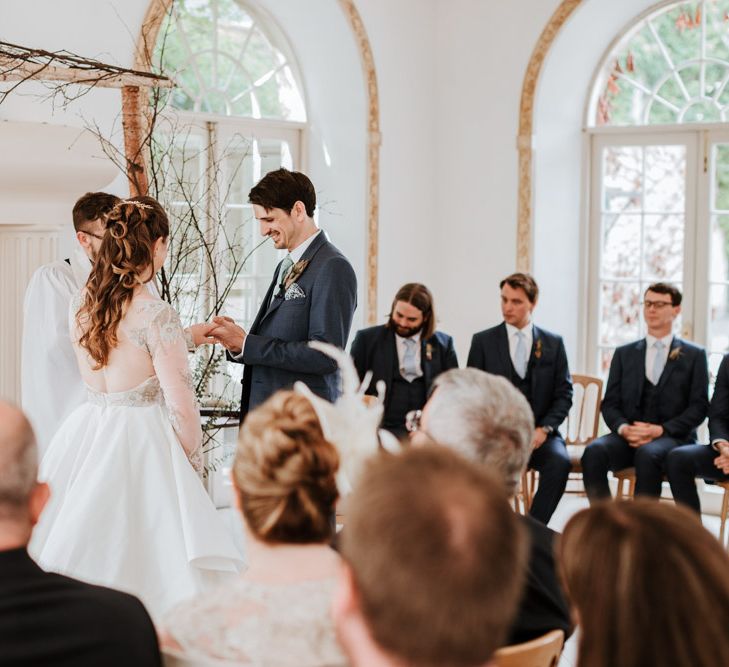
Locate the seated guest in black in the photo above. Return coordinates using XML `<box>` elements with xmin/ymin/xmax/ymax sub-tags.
<box><xmin>667</xmin><ymin>353</ymin><xmax>729</xmax><ymax>512</ymax></box>
<box><xmin>467</xmin><ymin>272</ymin><xmax>573</xmax><ymax>525</ymax></box>
<box><xmin>0</xmin><ymin>400</ymin><xmax>161</xmax><ymax>667</ymax></box>
<box><xmin>582</xmin><ymin>282</ymin><xmax>709</xmax><ymax>502</ymax></box>
<box><xmin>410</xmin><ymin>368</ymin><xmax>573</xmax><ymax>645</ymax></box>
<box><xmin>350</xmin><ymin>282</ymin><xmax>458</xmax><ymax>438</ymax></box>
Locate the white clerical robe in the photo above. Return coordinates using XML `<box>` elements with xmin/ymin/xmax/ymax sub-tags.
<box><xmin>21</xmin><ymin>245</ymin><xmax>91</xmax><ymax>456</ymax></box>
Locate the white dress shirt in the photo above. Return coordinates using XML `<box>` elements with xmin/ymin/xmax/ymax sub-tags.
<box><xmin>395</xmin><ymin>331</ymin><xmax>423</xmax><ymax>380</ymax></box>
<box><xmin>505</xmin><ymin>321</ymin><xmax>534</xmax><ymax>370</ymax></box>
<box><xmin>645</xmin><ymin>333</ymin><xmax>673</xmax><ymax>383</ymax></box>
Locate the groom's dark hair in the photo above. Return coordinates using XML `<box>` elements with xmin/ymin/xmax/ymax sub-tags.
<box><xmin>72</xmin><ymin>192</ymin><xmax>120</xmax><ymax>232</ymax></box>
<box><xmin>249</xmin><ymin>168</ymin><xmax>316</xmax><ymax>217</ymax></box>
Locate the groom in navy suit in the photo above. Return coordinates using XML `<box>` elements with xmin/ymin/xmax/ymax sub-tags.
<box><xmin>209</xmin><ymin>169</ymin><xmax>357</xmax><ymax>419</ymax></box>
<box><xmin>582</xmin><ymin>283</ymin><xmax>709</xmax><ymax>502</ymax></box>
<box><xmin>467</xmin><ymin>273</ymin><xmax>573</xmax><ymax>524</ymax></box>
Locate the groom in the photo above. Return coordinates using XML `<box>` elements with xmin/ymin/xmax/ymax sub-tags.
<box><xmin>210</xmin><ymin>168</ymin><xmax>357</xmax><ymax>420</ymax></box>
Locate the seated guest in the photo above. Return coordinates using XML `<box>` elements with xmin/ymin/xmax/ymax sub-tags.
<box><xmin>333</xmin><ymin>446</ymin><xmax>528</xmax><ymax>667</ymax></box>
<box><xmin>467</xmin><ymin>272</ymin><xmax>573</xmax><ymax>524</ymax></box>
<box><xmin>560</xmin><ymin>500</ymin><xmax>729</xmax><ymax>667</ymax></box>
<box><xmin>668</xmin><ymin>352</ymin><xmax>729</xmax><ymax>512</ymax></box>
<box><xmin>351</xmin><ymin>282</ymin><xmax>458</xmax><ymax>438</ymax></box>
<box><xmin>410</xmin><ymin>368</ymin><xmax>573</xmax><ymax>645</ymax></box>
<box><xmin>582</xmin><ymin>283</ymin><xmax>708</xmax><ymax>501</ymax></box>
<box><xmin>0</xmin><ymin>400</ymin><xmax>160</xmax><ymax>667</ymax></box>
<box><xmin>161</xmin><ymin>391</ymin><xmax>346</xmax><ymax>666</ymax></box>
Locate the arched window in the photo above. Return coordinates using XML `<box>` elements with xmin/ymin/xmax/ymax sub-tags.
<box><xmin>151</xmin><ymin>0</ymin><xmax>307</xmax><ymax>346</ymax></box>
<box><xmin>587</xmin><ymin>0</ymin><xmax>729</xmax><ymax>377</ymax></box>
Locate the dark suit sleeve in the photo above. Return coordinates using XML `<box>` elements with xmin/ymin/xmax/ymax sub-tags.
<box><xmin>601</xmin><ymin>348</ymin><xmax>629</xmax><ymax>433</ymax></box>
<box><xmin>350</xmin><ymin>330</ymin><xmax>368</xmax><ymax>382</ymax></box>
<box><xmin>466</xmin><ymin>334</ymin><xmax>484</xmax><ymax>369</ymax></box>
<box><xmin>540</xmin><ymin>338</ymin><xmax>573</xmax><ymax>430</ymax></box>
<box><xmin>444</xmin><ymin>335</ymin><xmax>459</xmax><ymax>370</ymax></box>
<box><xmin>662</xmin><ymin>347</ymin><xmax>709</xmax><ymax>438</ymax></box>
<box><xmin>709</xmin><ymin>355</ymin><xmax>729</xmax><ymax>443</ymax></box>
<box><xmin>242</xmin><ymin>256</ymin><xmax>357</xmax><ymax>375</ymax></box>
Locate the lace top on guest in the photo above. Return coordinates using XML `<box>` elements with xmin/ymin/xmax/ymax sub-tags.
<box><xmin>162</xmin><ymin>578</ymin><xmax>347</xmax><ymax>666</ymax></box>
<box><xmin>70</xmin><ymin>292</ymin><xmax>203</xmax><ymax>472</ymax></box>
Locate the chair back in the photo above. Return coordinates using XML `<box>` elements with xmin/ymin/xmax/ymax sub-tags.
<box><xmin>564</xmin><ymin>374</ymin><xmax>603</xmax><ymax>444</ymax></box>
<box><xmin>493</xmin><ymin>629</ymin><xmax>565</xmax><ymax>667</ymax></box>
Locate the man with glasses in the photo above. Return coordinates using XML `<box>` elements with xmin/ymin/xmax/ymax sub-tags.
<box><xmin>582</xmin><ymin>282</ymin><xmax>709</xmax><ymax>502</ymax></box>
<box><xmin>21</xmin><ymin>192</ymin><xmax>119</xmax><ymax>454</ymax></box>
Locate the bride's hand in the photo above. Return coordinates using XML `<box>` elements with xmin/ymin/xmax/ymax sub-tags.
<box><xmin>209</xmin><ymin>316</ymin><xmax>247</xmax><ymax>355</ymax></box>
<box><xmin>188</xmin><ymin>322</ymin><xmax>218</xmax><ymax>347</ymax></box>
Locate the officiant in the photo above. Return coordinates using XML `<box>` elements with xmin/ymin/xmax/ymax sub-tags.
<box><xmin>21</xmin><ymin>192</ymin><xmax>119</xmax><ymax>455</ymax></box>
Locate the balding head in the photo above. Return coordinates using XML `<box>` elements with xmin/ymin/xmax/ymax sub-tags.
<box><xmin>0</xmin><ymin>401</ymin><xmax>39</xmax><ymax>520</ymax></box>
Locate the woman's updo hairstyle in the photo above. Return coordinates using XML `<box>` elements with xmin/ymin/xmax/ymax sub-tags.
<box><xmin>234</xmin><ymin>391</ymin><xmax>339</xmax><ymax>544</ymax></box>
<box><xmin>77</xmin><ymin>196</ymin><xmax>170</xmax><ymax>369</ymax></box>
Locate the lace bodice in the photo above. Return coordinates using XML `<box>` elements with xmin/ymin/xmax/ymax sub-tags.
<box><xmin>70</xmin><ymin>293</ymin><xmax>203</xmax><ymax>472</ymax></box>
<box><xmin>162</xmin><ymin>578</ymin><xmax>347</xmax><ymax>666</ymax></box>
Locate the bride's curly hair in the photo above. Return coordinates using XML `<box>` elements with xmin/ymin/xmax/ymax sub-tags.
<box><xmin>77</xmin><ymin>196</ymin><xmax>169</xmax><ymax>369</ymax></box>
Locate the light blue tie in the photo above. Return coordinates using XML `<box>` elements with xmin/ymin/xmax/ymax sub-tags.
<box><xmin>515</xmin><ymin>330</ymin><xmax>528</xmax><ymax>379</ymax></box>
<box><xmin>402</xmin><ymin>338</ymin><xmax>419</xmax><ymax>382</ymax></box>
<box><xmin>651</xmin><ymin>340</ymin><xmax>666</xmax><ymax>385</ymax></box>
<box><xmin>278</xmin><ymin>254</ymin><xmax>294</xmax><ymax>287</ymax></box>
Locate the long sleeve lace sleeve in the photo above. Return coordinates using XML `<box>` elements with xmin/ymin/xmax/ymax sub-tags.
<box><xmin>146</xmin><ymin>303</ymin><xmax>203</xmax><ymax>472</ymax></box>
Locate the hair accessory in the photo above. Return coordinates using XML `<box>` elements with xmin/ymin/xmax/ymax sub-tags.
<box><xmin>117</xmin><ymin>199</ymin><xmax>154</xmax><ymax>211</ymax></box>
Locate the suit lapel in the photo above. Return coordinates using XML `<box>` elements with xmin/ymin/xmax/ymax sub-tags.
<box><xmin>496</xmin><ymin>323</ymin><xmax>512</xmax><ymax>376</ymax></box>
<box><xmin>421</xmin><ymin>336</ymin><xmax>433</xmax><ymax>388</ymax></box>
<box><xmin>258</xmin><ymin>232</ymin><xmax>329</xmax><ymax>327</ymax></box>
<box><xmin>529</xmin><ymin>325</ymin><xmax>541</xmax><ymax>395</ymax></box>
<box><xmin>633</xmin><ymin>339</ymin><xmax>646</xmax><ymax>397</ymax></box>
<box><xmin>250</xmin><ymin>259</ymin><xmax>283</xmax><ymax>334</ymax></box>
<box><xmin>657</xmin><ymin>336</ymin><xmax>680</xmax><ymax>391</ymax></box>
<box><xmin>382</xmin><ymin>330</ymin><xmax>397</xmax><ymax>400</ymax></box>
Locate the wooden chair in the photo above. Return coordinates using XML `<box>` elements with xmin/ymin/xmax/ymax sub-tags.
<box><xmin>493</xmin><ymin>629</ymin><xmax>565</xmax><ymax>667</ymax></box>
<box><xmin>719</xmin><ymin>480</ymin><xmax>729</xmax><ymax>547</ymax></box>
<box><xmin>527</xmin><ymin>374</ymin><xmax>603</xmax><ymax>500</ymax></box>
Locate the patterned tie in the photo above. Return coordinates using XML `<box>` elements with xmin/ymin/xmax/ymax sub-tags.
<box><xmin>515</xmin><ymin>330</ymin><xmax>528</xmax><ymax>379</ymax></box>
<box><xmin>651</xmin><ymin>340</ymin><xmax>666</xmax><ymax>385</ymax></box>
<box><xmin>402</xmin><ymin>338</ymin><xmax>419</xmax><ymax>382</ymax></box>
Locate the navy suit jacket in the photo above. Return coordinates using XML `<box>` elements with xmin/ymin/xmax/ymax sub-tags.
<box><xmin>467</xmin><ymin>323</ymin><xmax>573</xmax><ymax>430</ymax></box>
<box><xmin>350</xmin><ymin>325</ymin><xmax>458</xmax><ymax>404</ymax></box>
<box><xmin>601</xmin><ymin>337</ymin><xmax>709</xmax><ymax>441</ymax></box>
<box><xmin>708</xmin><ymin>354</ymin><xmax>729</xmax><ymax>443</ymax></box>
<box><xmin>232</xmin><ymin>232</ymin><xmax>357</xmax><ymax>419</ymax></box>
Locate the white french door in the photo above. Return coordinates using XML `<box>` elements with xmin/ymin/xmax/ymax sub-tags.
<box><xmin>588</xmin><ymin>125</ymin><xmax>729</xmax><ymax>381</ymax></box>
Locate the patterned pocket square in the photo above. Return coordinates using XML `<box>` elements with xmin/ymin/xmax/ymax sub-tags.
<box><xmin>284</xmin><ymin>282</ymin><xmax>306</xmax><ymax>300</ymax></box>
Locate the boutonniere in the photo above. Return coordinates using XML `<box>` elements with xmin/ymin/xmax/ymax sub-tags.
<box><xmin>534</xmin><ymin>338</ymin><xmax>543</xmax><ymax>360</ymax></box>
<box><xmin>425</xmin><ymin>343</ymin><xmax>433</xmax><ymax>361</ymax></box>
<box><xmin>668</xmin><ymin>346</ymin><xmax>683</xmax><ymax>361</ymax></box>
<box><xmin>283</xmin><ymin>259</ymin><xmax>310</xmax><ymax>290</ymax></box>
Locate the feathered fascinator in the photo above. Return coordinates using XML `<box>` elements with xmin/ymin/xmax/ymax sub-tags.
<box><xmin>294</xmin><ymin>341</ymin><xmax>401</xmax><ymax>495</ymax></box>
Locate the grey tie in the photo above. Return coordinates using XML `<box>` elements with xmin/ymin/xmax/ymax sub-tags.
<box><xmin>514</xmin><ymin>330</ymin><xmax>528</xmax><ymax>379</ymax></box>
<box><xmin>278</xmin><ymin>254</ymin><xmax>294</xmax><ymax>288</ymax></box>
<box><xmin>651</xmin><ymin>340</ymin><xmax>666</xmax><ymax>385</ymax></box>
<box><xmin>402</xmin><ymin>338</ymin><xmax>419</xmax><ymax>382</ymax></box>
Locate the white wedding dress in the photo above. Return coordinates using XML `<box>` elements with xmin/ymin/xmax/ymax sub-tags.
<box><xmin>30</xmin><ymin>291</ymin><xmax>243</xmax><ymax>619</ymax></box>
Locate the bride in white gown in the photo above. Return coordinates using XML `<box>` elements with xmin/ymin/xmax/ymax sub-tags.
<box><xmin>30</xmin><ymin>196</ymin><xmax>243</xmax><ymax>619</ymax></box>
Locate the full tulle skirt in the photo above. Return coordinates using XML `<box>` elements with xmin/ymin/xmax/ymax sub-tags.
<box><xmin>30</xmin><ymin>401</ymin><xmax>243</xmax><ymax>619</ymax></box>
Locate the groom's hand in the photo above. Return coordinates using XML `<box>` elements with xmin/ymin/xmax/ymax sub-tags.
<box><xmin>209</xmin><ymin>316</ymin><xmax>247</xmax><ymax>355</ymax></box>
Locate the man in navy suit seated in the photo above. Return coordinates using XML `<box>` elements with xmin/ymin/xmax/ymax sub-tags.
<box><xmin>582</xmin><ymin>283</ymin><xmax>709</xmax><ymax>502</ymax></box>
<box><xmin>667</xmin><ymin>352</ymin><xmax>729</xmax><ymax>512</ymax></box>
<box><xmin>350</xmin><ymin>283</ymin><xmax>458</xmax><ymax>438</ymax></box>
<box><xmin>467</xmin><ymin>273</ymin><xmax>573</xmax><ymax>524</ymax></box>
<box><xmin>209</xmin><ymin>168</ymin><xmax>358</xmax><ymax>420</ymax></box>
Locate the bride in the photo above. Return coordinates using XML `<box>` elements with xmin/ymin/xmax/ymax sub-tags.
<box><xmin>30</xmin><ymin>196</ymin><xmax>243</xmax><ymax>619</ymax></box>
